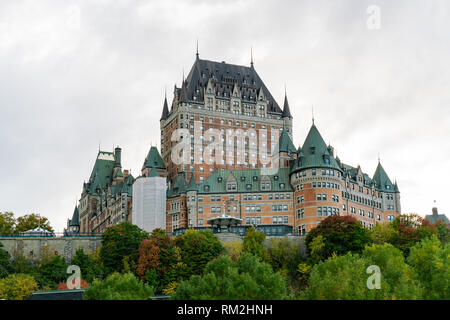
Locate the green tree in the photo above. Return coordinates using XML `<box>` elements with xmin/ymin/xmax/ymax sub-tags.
<box><xmin>176</xmin><ymin>229</ymin><xmax>224</xmax><ymax>279</ymax></box>
<box><xmin>305</xmin><ymin>215</ymin><xmax>371</xmax><ymax>260</ymax></box>
<box><xmin>266</xmin><ymin>237</ymin><xmax>304</xmax><ymax>293</ymax></box>
<box><xmin>0</xmin><ymin>242</ymin><xmax>11</xmax><ymax>279</ymax></box>
<box><xmin>35</xmin><ymin>253</ymin><xmax>69</xmax><ymax>290</ymax></box>
<box><xmin>242</xmin><ymin>226</ymin><xmax>267</xmax><ymax>262</ymax></box>
<box><xmin>83</xmin><ymin>272</ymin><xmax>154</xmax><ymax>300</ymax></box>
<box><xmin>0</xmin><ymin>212</ymin><xmax>15</xmax><ymax>233</ymax></box>
<box><xmin>302</xmin><ymin>244</ymin><xmax>423</xmax><ymax>300</ymax></box>
<box><xmin>14</xmin><ymin>213</ymin><xmax>54</xmax><ymax>233</ymax></box>
<box><xmin>370</xmin><ymin>222</ymin><xmax>398</xmax><ymax>245</ymax></box>
<box><xmin>136</xmin><ymin>229</ymin><xmax>182</xmax><ymax>293</ymax></box>
<box><xmin>72</xmin><ymin>248</ymin><xmax>103</xmax><ymax>283</ymax></box>
<box><xmin>172</xmin><ymin>253</ymin><xmax>287</xmax><ymax>300</ymax></box>
<box><xmin>407</xmin><ymin>236</ymin><xmax>449</xmax><ymax>299</ymax></box>
<box><xmin>0</xmin><ymin>273</ymin><xmax>39</xmax><ymax>300</ymax></box>
<box><xmin>100</xmin><ymin>222</ymin><xmax>149</xmax><ymax>275</ymax></box>
<box><xmin>362</xmin><ymin>243</ymin><xmax>422</xmax><ymax>299</ymax></box>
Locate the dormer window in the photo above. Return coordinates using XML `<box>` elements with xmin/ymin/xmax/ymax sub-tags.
<box><xmin>252</xmin><ymin>176</ymin><xmax>258</xmax><ymax>181</ymax></box>
<box><xmin>311</xmin><ymin>147</ymin><xmax>316</xmax><ymax>154</ymax></box>
<box><xmin>204</xmin><ymin>185</ymin><xmax>210</xmax><ymax>191</ymax></box>
<box><xmin>240</xmin><ymin>176</ymin><xmax>246</xmax><ymax>181</ymax></box>
<box><xmin>217</xmin><ymin>177</ymin><xmax>223</xmax><ymax>183</ymax></box>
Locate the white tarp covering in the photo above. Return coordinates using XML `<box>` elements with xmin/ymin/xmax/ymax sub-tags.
<box><xmin>132</xmin><ymin>176</ymin><xmax>167</xmax><ymax>233</ymax></box>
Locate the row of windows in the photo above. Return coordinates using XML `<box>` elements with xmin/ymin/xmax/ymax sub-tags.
<box><xmin>273</xmin><ymin>216</ymin><xmax>289</xmax><ymax>224</ymax></box>
<box><xmin>312</xmin><ymin>182</ymin><xmax>341</xmax><ymax>190</ymax></box>
<box><xmin>180</xmin><ymin>114</ymin><xmax>281</xmax><ymax>132</ymax></box>
<box><xmin>272</xmin><ymin>205</ymin><xmax>289</xmax><ymax>212</ymax></box>
<box><xmin>198</xmin><ymin>193</ymin><xmax>292</xmax><ymax>202</ymax></box>
<box><xmin>317</xmin><ymin>207</ymin><xmax>340</xmax><ymax>217</ymax></box>
<box><xmin>245</xmin><ymin>206</ymin><xmax>261</xmax><ymax>212</ymax></box>
<box><xmin>342</xmin><ymin>192</ymin><xmax>382</xmax><ymax>209</ymax></box>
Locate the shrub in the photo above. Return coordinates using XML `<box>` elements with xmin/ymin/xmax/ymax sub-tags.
<box><xmin>172</xmin><ymin>253</ymin><xmax>287</xmax><ymax>300</ymax></box>
<box><xmin>242</xmin><ymin>226</ymin><xmax>268</xmax><ymax>262</ymax></box>
<box><xmin>83</xmin><ymin>272</ymin><xmax>154</xmax><ymax>300</ymax></box>
<box><xmin>407</xmin><ymin>236</ymin><xmax>449</xmax><ymax>299</ymax></box>
<box><xmin>0</xmin><ymin>273</ymin><xmax>39</xmax><ymax>300</ymax></box>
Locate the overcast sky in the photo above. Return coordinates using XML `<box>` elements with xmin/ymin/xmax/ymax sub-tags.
<box><xmin>1</xmin><ymin>0</ymin><xmax>449</xmax><ymax>232</ymax></box>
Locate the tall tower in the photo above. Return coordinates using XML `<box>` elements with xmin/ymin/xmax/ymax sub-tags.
<box><xmin>159</xmin><ymin>54</ymin><xmax>291</xmax><ymax>185</ymax></box>
<box><xmin>290</xmin><ymin>123</ymin><xmax>343</xmax><ymax>235</ymax></box>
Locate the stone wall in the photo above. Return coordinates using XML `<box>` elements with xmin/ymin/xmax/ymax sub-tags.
<box><xmin>0</xmin><ymin>237</ymin><xmax>102</xmax><ymax>264</ymax></box>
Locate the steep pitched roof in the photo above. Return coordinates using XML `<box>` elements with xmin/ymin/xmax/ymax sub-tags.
<box><xmin>372</xmin><ymin>162</ymin><xmax>395</xmax><ymax>192</ymax></box>
<box><xmin>425</xmin><ymin>207</ymin><xmax>449</xmax><ymax>224</ymax></box>
<box><xmin>181</xmin><ymin>58</ymin><xmax>282</xmax><ymax>114</ymax></box>
<box><xmin>291</xmin><ymin>124</ymin><xmax>341</xmax><ymax>173</ymax></box>
<box><xmin>282</xmin><ymin>94</ymin><xmax>292</xmax><ymax>118</ymax></box>
<box><xmin>278</xmin><ymin>129</ymin><xmax>296</xmax><ymax>154</ymax></box>
<box><xmin>167</xmin><ymin>172</ymin><xmax>187</xmax><ymax>197</ymax></box>
<box><xmin>142</xmin><ymin>146</ymin><xmax>165</xmax><ymax>170</ymax></box>
<box><xmin>69</xmin><ymin>206</ymin><xmax>79</xmax><ymax>227</ymax></box>
<box><xmin>186</xmin><ymin>173</ymin><xmax>198</xmax><ymax>191</ymax></box>
<box><xmin>160</xmin><ymin>95</ymin><xmax>169</xmax><ymax>120</ymax></box>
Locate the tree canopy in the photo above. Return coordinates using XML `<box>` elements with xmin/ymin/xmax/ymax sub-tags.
<box><xmin>172</xmin><ymin>253</ymin><xmax>287</xmax><ymax>300</ymax></box>
<box><xmin>100</xmin><ymin>222</ymin><xmax>149</xmax><ymax>275</ymax></box>
<box><xmin>305</xmin><ymin>215</ymin><xmax>371</xmax><ymax>260</ymax></box>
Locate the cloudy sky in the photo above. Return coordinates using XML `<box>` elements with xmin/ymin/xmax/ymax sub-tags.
<box><xmin>1</xmin><ymin>0</ymin><xmax>449</xmax><ymax>232</ymax></box>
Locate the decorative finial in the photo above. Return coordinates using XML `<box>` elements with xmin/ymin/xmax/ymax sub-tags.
<box><xmin>378</xmin><ymin>153</ymin><xmax>380</xmax><ymax>163</ymax></box>
<box><xmin>196</xmin><ymin>38</ymin><xmax>199</xmax><ymax>58</ymax></box>
<box><xmin>312</xmin><ymin>105</ymin><xmax>314</xmax><ymax>124</ymax></box>
<box><xmin>251</xmin><ymin>46</ymin><xmax>254</xmax><ymax>67</ymax></box>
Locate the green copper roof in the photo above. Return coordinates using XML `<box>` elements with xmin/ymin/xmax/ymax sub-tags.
<box><xmin>189</xmin><ymin>168</ymin><xmax>292</xmax><ymax>195</ymax></box>
<box><xmin>142</xmin><ymin>146</ymin><xmax>165</xmax><ymax>170</ymax></box>
<box><xmin>85</xmin><ymin>151</ymin><xmax>116</xmax><ymax>195</ymax></box>
<box><xmin>186</xmin><ymin>173</ymin><xmax>198</xmax><ymax>191</ymax></box>
<box><xmin>372</xmin><ymin>162</ymin><xmax>395</xmax><ymax>192</ymax></box>
<box><xmin>291</xmin><ymin>124</ymin><xmax>341</xmax><ymax>173</ymax></box>
<box><xmin>278</xmin><ymin>130</ymin><xmax>297</xmax><ymax>154</ymax></box>
<box><xmin>148</xmin><ymin>167</ymin><xmax>160</xmax><ymax>177</ymax></box>
<box><xmin>69</xmin><ymin>206</ymin><xmax>79</xmax><ymax>226</ymax></box>
<box><xmin>167</xmin><ymin>172</ymin><xmax>187</xmax><ymax>197</ymax></box>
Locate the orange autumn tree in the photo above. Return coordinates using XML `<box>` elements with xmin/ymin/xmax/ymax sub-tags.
<box><xmin>136</xmin><ymin>229</ymin><xmax>182</xmax><ymax>293</ymax></box>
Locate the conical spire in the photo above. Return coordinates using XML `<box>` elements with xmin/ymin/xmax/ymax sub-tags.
<box><xmin>160</xmin><ymin>92</ymin><xmax>169</xmax><ymax>120</ymax></box>
<box><xmin>373</xmin><ymin>161</ymin><xmax>394</xmax><ymax>192</ymax></box>
<box><xmin>282</xmin><ymin>90</ymin><xmax>292</xmax><ymax>119</ymax></box>
<box><xmin>186</xmin><ymin>173</ymin><xmax>198</xmax><ymax>191</ymax></box>
<box><xmin>290</xmin><ymin>123</ymin><xmax>341</xmax><ymax>173</ymax></box>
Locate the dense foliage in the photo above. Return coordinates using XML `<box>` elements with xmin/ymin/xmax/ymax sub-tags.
<box><xmin>305</xmin><ymin>215</ymin><xmax>371</xmax><ymax>260</ymax></box>
<box><xmin>100</xmin><ymin>222</ymin><xmax>149</xmax><ymax>275</ymax></box>
<box><xmin>407</xmin><ymin>236</ymin><xmax>449</xmax><ymax>299</ymax></box>
<box><xmin>0</xmin><ymin>212</ymin><xmax>53</xmax><ymax>233</ymax></box>
<box><xmin>0</xmin><ymin>273</ymin><xmax>39</xmax><ymax>300</ymax></box>
<box><xmin>242</xmin><ymin>226</ymin><xmax>268</xmax><ymax>262</ymax></box>
<box><xmin>83</xmin><ymin>272</ymin><xmax>154</xmax><ymax>300</ymax></box>
<box><xmin>172</xmin><ymin>253</ymin><xmax>287</xmax><ymax>300</ymax></box>
<box><xmin>136</xmin><ymin>229</ymin><xmax>182</xmax><ymax>293</ymax></box>
<box><xmin>0</xmin><ymin>242</ymin><xmax>10</xmax><ymax>279</ymax></box>
<box><xmin>175</xmin><ymin>229</ymin><xmax>224</xmax><ymax>279</ymax></box>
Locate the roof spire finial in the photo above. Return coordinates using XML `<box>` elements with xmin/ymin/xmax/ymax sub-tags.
<box><xmin>196</xmin><ymin>38</ymin><xmax>199</xmax><ymax>59</ymax></box>
<box><xmin>312</xmin><ymin>105</ymin><xmax>315</xmax><ymax>124</ymax></box>
<box><xmin>378</xmin><ymin>152</ymin><xmax>380</xmax><ymax>163</ymax></box>
<box><xmin>251</xmin><ymin>46</ymin><xmax>254</xmax><ymax>68</ymax></box>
